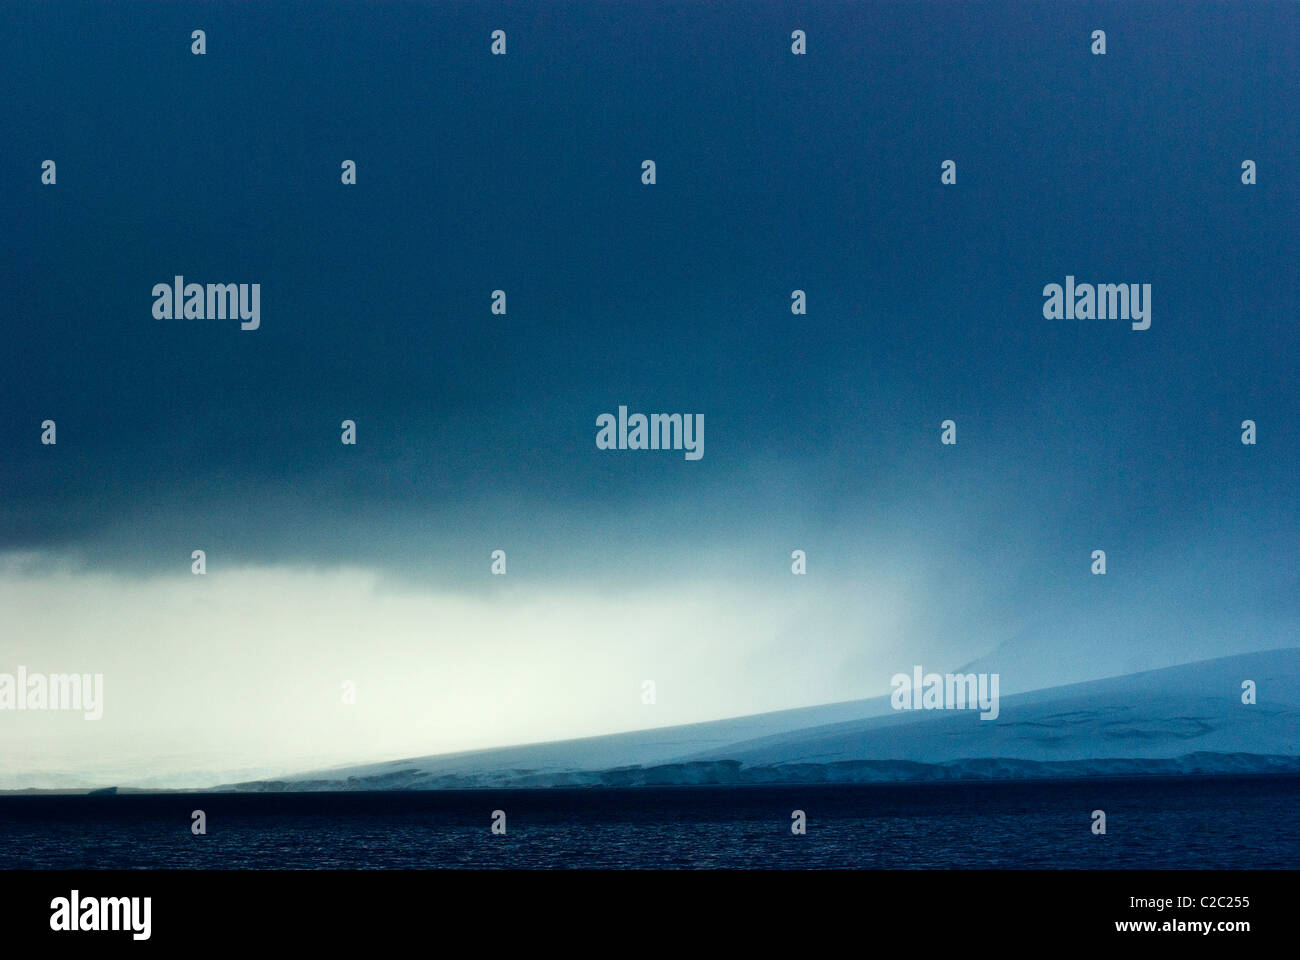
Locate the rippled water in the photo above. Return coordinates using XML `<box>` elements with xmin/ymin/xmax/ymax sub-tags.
<box><xmin>2</xmin><ymin>776</ymin><xmax>1295</xmax><ymax>869</ymax></box>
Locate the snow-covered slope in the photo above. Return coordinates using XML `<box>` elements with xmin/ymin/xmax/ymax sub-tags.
<box><xmin>217</xmin><ymin>648</ymin><xmax>1299</xmax><ymax>790</ymax></box>
<box><xmin>224</xmin><ymin>694</ymin><xmax>901</xmax><ymax>789</ymax></box>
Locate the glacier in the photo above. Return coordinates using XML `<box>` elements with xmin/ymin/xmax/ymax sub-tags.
<box><xmin>216</xmin><ymin>648</ymin><xmax>1299</xmax><ymax>791</ymax></box>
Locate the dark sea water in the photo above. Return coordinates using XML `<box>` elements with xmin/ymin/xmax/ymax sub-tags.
<box><xmin>1</xmin><ymin>776</ymin><xmax>1295</xmax><ymax>869</ymax></box>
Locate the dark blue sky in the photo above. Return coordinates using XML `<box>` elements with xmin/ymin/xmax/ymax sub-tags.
<box><xmin>2</xmin><ymin>2</ymin><xmax>1296</xmax><ymax>684</ymax></box>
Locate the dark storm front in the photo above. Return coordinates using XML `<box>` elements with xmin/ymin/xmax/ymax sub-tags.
<box><xmin>2</xmin><ymin>777</ymin><xmax>1295</xmax><ymax>870</ymax></box>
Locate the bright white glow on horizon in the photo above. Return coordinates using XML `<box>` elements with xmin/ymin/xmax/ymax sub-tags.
<box><xmin>1</xmin><ymin>540</ymin><xmax>1287</xmax><ymax>791</ymax></box>
<box><xmin>0</xmin><ymin>553</ymin><xmax>918</xmax><ymax>789</ymax></box>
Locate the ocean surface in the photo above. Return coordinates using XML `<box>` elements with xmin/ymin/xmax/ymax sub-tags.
<box><xmin>1</xmin><ymin>775</ymin><xmax>1295</xmax><ymax>869</ymax></box>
